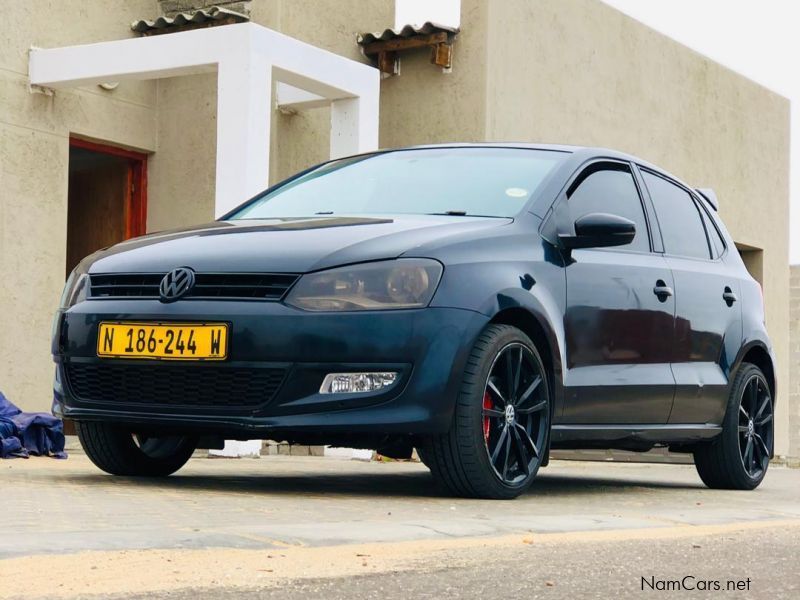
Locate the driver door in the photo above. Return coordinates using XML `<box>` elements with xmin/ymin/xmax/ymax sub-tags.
<box><xmin>560</xmin><ymin>161</ymin><xmax>676</xmax><ymax>424</ymax></box>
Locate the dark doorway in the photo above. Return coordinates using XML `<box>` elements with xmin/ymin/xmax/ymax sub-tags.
<box><xmin>735</xmin><ymin>243</ymin><xmax>764</xmax><ymax>287</ymax></box>
<box><xmin>66</xmin><ymin>138</ymin><xmax>148</xmax><ymax>275</ymax></box>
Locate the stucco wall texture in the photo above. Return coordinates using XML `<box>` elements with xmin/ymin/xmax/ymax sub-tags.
<box><xmin>0</xmin><ymin>0</ymin><xmax>158</xmax><ymax>419</ymax></box>
<box><xmin>0</xmin><ymin>0</ymin><xmax>793</xmax><ymax>455</ymax></box>
<box><xmin>790</xmin><ymin>267</ymin><xmax>800</xmax><ymax>458</ymax></box>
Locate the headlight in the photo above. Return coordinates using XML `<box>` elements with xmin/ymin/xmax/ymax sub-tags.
<box><xmin>59</xmin><ymin>266</ymin><xmax>89</xmax><ymax>309</ymax></box>
<box><xmin>285</xmin><ymin>259</ymin><xmax>443</xmax><ymax>311</ymax></box>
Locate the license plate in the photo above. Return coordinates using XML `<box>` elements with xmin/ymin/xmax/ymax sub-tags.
<box><xmin>97</xmin><ymin>322</ymin><xmax>228</xmax><ymax>361</ymax></box>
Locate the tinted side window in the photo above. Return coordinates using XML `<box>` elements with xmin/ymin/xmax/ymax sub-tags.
<box><xmin>643</xmin><ymin>172</ymin><xmax>711</xmax><ymax>259</ymax></box>
<box><xmin>567</xmin><ymin>167</ymin><xmax>650</xmax><ymax>252</ymax></box>
<box><xmin>698</xmin><ymin>203</ymin><xmax>725</xmax><ymax>258</ymax></box>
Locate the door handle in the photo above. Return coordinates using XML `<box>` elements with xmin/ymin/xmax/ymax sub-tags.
<box><xmin>653</xmin><ymin>280</ymin><xmax>673</xmax><ymax>302</ymax></box>
<box><xmin>723</xmin><ymin>286</ymin><xmax>737</xmax><ymax>306</ymax></box>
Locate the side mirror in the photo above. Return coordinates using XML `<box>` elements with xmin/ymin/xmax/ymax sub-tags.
<box><xmin>558</xmin><ymin>212</ymin><xmax>636</xmax><ymax>250</ymax></box>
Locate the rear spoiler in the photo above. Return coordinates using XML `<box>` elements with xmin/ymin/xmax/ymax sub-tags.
<box><xmin>695</xmin><ymin>188</ymin><xmax>719</xmax><ymax>211</ymax></box>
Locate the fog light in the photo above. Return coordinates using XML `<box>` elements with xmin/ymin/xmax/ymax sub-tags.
<box><xmin>320</xmin><ymin>372</ymin><xmax>398</xmax><ymax>394</ymax></box>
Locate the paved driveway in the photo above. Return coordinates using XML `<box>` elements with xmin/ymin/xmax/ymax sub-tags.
<box><xmin>1</xmin><ymin>454</ymin><xmax>798</xmax><ymax>598</ymax></box>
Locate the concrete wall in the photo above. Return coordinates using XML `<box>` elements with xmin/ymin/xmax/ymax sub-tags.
<box><xmin>147</xmin><ymin>73</ymin><xmax>217</xmax><ymax>232</ymax></box>
<box><xmin>0</xmin><ymin>0</ymin><xmax>159</xmax><ymax>413</ymax></box>
<box><xmin>790</xmin><ymin>266</ymin><xmax>800</xmax><ymax>458</ymax></box>
<box><xmin>378</xmin><ymin>0</ymin><xmax>489</xmax><ymax>149</ymax></box>
<box><xmin>485</xmin><ymin>0</ymin><xmax>792</xmax><ymax>455</ymax></box>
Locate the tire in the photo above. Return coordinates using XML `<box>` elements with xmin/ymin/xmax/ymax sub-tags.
<box><xmin>693</xmin><ymin>363</ymin><xmax>774</xmax><ymax>490</ymax></box>
<box><xmin>422</xmin><ymin>324</ymin><xmax>551</xmax><ymax>499</ymax></box>
<box><xmin>76</xmin><ymin>421</ymin><xmax>196</xmax><ymax>477</ymax></box>
<box><xmin>415</xmin><ymin>445</ymin><xmax>431</xmax><ymax>469</ymax></box>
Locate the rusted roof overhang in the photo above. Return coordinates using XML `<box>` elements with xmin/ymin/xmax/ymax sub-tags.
<box><xmin>132</xmin><ymin>6</ymin><xmax>249</xmax><ymax>36</ymax></box>
<box><xmin>357</xmin><ymin>22</ymin><xmax>459</xmax><ymax>76</ymax></box>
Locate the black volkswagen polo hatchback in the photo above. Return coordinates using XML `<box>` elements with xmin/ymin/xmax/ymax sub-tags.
<box><xmin>53</xmin><ymin>144</ymin><xmax>776</xmax><ymax>499</ymax></box>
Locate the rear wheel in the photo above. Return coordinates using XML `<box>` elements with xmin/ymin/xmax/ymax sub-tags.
<box><xmin>422</xmin><ymin>325</ymin><xmax>550</xmax><ymax>499</ymax></box>
<box><xmin>693</xmin><ymin>363</ymin><xmax>773</xmax><ymax>490</ymax></box>
<box><xmin>76</xmin><ymin>421</ymin><xmax>196</xmax><ymax>477</ymax></box>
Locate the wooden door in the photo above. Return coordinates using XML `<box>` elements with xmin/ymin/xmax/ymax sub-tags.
<box><xmin>66</xmin><ymin>139</ymin><xmax>147</xmax><ymax>275</ymax></box>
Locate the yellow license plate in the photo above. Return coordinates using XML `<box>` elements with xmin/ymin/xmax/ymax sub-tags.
<box><xmin>97</xmin><ymin>322</ymin><xmax>228</xmax><ymax>361</ymax></box>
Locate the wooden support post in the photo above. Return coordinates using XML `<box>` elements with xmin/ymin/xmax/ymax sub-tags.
<box><xmin>430</xmin><ymin>42</ymin><xmax>452</xmax><ymax>69</ymax></box>
<box><xmin>378</xmin><ymin>50</ymin><xmax>399</xmax><ymax>75</ymax></box>
<box><xmin>360</xmin><ymin>29</ymin><xmax>456</xmax><ymax>76</ymax></box>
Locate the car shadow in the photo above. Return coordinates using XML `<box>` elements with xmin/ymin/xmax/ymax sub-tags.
<box><xmin>62</xmin><ymin>465</ymin><xmax>705</xmax><ymax>500</ymax></box>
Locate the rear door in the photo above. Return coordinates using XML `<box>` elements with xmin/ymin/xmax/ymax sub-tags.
<box><xmin>561</xmin><ymin>161</ymin><xmax>676</xmax><ymax>424</ymax></box>
<box><xmin>638</xmin><ymin>168</ymin><xmax>742</xmax><ymax>425</ymax></box>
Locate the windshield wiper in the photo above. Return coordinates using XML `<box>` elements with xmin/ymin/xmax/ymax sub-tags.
<box><xmin>430</xmin><ymin>210</ymin><xmax>468</xmax><ymax>216</ymax></box>
<box><xmin>427</xmin><ymin>211</ymin><xmax>507</xmax><ymax>218</ymax></box>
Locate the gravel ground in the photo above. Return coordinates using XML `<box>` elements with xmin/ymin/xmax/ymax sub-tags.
<box><xmin>1</xmin><ymin>454</ymin><xmax>798</xmax><ymax>599</ymax></box>
<box><xmin>113</xmin><ymin>525</ymin><xmax>799</xmax><ymax>600</ymax></box>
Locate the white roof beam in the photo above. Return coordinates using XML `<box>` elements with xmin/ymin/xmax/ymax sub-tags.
<box><xmin>28</xmin><ymin>23</ymin><xmax>380</xmax><ymax>217</ymax></box>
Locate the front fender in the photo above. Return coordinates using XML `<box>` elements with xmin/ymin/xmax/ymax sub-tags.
<box><xmin>430</xmin><ymin>244</ymin><xmax>567</xmax><ymax>414</ymax></box>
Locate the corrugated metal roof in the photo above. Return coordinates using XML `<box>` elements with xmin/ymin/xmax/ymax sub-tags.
<box><xmin>357</xmin><ymin>22</ymin><xmax>458</xmax><ymax>46</ymax></box>
<box><xmin>131</xmin><ymin>7</ymin><xmax>249</xmax><ymax>35</ymax></box>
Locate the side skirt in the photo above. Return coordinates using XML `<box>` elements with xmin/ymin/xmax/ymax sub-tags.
<box><xmin>551</xmin><ymin>424</ymin><xmax>722</xmax><ymax>448</ymax></box>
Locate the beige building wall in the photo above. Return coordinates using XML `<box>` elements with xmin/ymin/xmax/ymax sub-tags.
<box><xmin>0</xmin><ymin>0</ymin><xmax>159</xmax><ymax>413</ymax></box>
<box><xmin>484</xmin><ymin>0</ymin><xmax>791</xmax><ymax>454</ymax></box>
<box><xmin>790</xmin><ymin>267</ymin><xmax>800</xmax><ymax>458</ymax></box>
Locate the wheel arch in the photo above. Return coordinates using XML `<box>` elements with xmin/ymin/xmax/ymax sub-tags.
<box><xmin>488</xmin><ymin>306</ymin><xmax>563</xmax><ymax>416</ymax></box>
<box><xmin>736</xmin><ymin>343</ymin><xmax>776</xmax><ymax>406</ymax></box>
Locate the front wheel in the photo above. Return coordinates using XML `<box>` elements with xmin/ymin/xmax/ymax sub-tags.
<box><xmin>76</xmin><ymin>421</ymin><xmax>196</xmax><ymax>477</ymax></box>
<box><xmin>422</xmin><ymin>325</ymin><xmax>550</xmax><ymax>499</ymax></box>
<box><xmin>693</xmin><ymin>363</ymin><xmax>774</xmax><ymax>490</ymax></box>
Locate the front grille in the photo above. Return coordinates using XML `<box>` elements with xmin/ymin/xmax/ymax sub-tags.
<box><xmin>192</xmin><ymin>273</ymin><xmax>299</xmax><ymax>299</ymax></box>
<box><xmin>65</xmin><ymin>363</ymin><xmax>287</xmax><ymax>408</ymax></box>
<box><xmin>89</xmin><ymin>272</ymin><xmax>300</xmax><ymax>301</ymax></box>
<box><xmin>90</xmin><ymin>274</ymin><xmax>162</xmax><ymax>298</ymax></box>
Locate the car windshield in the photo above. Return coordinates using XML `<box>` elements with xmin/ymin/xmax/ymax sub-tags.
<box><xmin>228</xmin><ymin>147</ymin><xmax>568</xmax><ymax>219</ymax></box>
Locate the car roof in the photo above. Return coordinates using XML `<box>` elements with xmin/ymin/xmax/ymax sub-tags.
<box><xmin>397</xmin><ymin>141</ymin><xmax>585</xmax><ymax>154</ymax></box>
<box><xmin>395</xmin><ymin>142</ymin><xmax>650</xmax><ymax>166</ymax></box>
<box><xmin>387</xmin><ymin>142</ymin><xmax>702</xmax><ymax>200</ymax></box>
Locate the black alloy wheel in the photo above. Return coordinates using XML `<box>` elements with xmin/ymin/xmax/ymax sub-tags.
<box><xmin>694</xmin><ymin>363</ymin><xmax>773</xmax><ymax>490</ymax></box>
<box><xmin>422</xmin><ymin>325</ymin><xmax>551</xmax><ymax>499</ymax></box>
<box><xmin>481</xmin><ymin>342</ymin><xmax>548</xmax><ymax>485</ymax></box>
<box><xmin>736</xmin><ymin>373</ymin><xmax>773</xmax><ymax>480</ymax></box>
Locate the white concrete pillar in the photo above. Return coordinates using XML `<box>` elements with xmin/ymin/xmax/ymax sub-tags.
<box><xmin>330</xmin><ymin>92</ymin><xmax>380</xmax><ymax>159</ymax></box>
<box><xmin>214</xmin><ymin>55</ymin><xmax>273</xmax><ymax>217</ymax></box>
<box><xmin>395</xmin><ymin>0</ymin><xmax>461</xmax><ymax>29</ymax></box>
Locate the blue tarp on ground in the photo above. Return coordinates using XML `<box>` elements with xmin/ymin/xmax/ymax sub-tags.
<box><xmin>0</xmin><ymin>391</ymin><xmax>67</xmax><ymax>459</ymax></box>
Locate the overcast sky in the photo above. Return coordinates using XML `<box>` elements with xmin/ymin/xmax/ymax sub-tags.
<box><xmin>601</xmin><ymin>0</ymin><xmax>798</xmax><ymax>264</ymax></box>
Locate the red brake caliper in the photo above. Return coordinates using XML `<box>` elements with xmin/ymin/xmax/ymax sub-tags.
<box><xmin>483</xmin><ymin>391</ymin><xmax>493</xmax><ymax>442</ymax></box>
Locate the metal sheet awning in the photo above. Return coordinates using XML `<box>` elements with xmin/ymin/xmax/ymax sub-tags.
<box><xmin>358</xmin><ymin>22</ymin><xmax>458</xmax><ymax>46</ymax></box>
<box><xmin>358</xmin><ymin>22</ymin><xmax>459</xmax><ymax>75</ymax></box>
<box><xmin>131</xmin><ymin>7</ymin><xmax>249</xmax><ymax>36</ymax></box>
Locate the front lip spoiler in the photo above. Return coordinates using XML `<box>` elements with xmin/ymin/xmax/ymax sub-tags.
<box><xmin>60</xmin><ymin>406</ymin><xmax>257</xmax><ymax>431</ymax></box>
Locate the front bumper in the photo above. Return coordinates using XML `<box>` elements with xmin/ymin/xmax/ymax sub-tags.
<box><xmin>53</xmin><ymin>300</ymin><xmax>489</xmax><ymax>437</ymax></box>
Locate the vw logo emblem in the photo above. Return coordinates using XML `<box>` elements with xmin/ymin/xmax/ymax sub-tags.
<box><xmin>159</xmin><ymin>267</ymin><xmax>195</xmax><ymax>303</ymax></box>
<box><xmin>504</xmin><ymin>405</ymin><xmax>515</xmax><ymax>425</ymax></box>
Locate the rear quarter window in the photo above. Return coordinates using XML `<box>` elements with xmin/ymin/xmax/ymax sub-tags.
<box><xmin>642</xmin><ymin>171</ymin><xmax>711</xmax><ymax>260</ymax></box>
<box><xmin>697</xmin><ymin>202</ymin><xmax>726</xmax><ymax>258</ymax></box>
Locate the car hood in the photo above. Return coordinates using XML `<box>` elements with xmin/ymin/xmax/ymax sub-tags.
<box><xmin>87</xmin><ymin>215</ymin><xmax>512</xmax><ymax>274</ymax></box>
